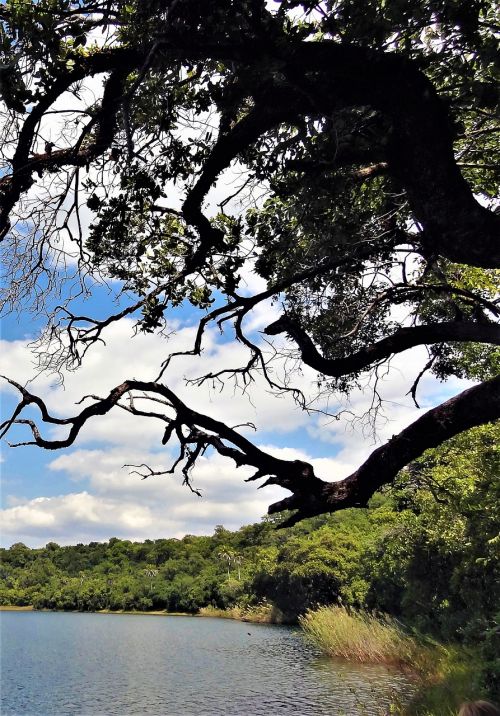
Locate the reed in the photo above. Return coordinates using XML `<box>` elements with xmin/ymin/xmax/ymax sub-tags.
<box><xmin>199</xmin><ymin>602</ymin><xmax>283</xmax><ymax>624</ymax></box>
<box><xmin>299</xmin><ymin>605</ymin><xmax>492</xmax><ymax>714</ymax></box>
<box><xmin>199</xmin><ymin>605</ymin><xmax>245</xmax><ymax>620</ymax></box>
<box><xmin>299</xmin><ymin>605</ymin><xmax>436</xmax><ymax>673</ymax></box>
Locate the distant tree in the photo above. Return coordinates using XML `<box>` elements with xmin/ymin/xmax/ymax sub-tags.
<box><xmin>143</xmin><ymin>565</ymin><xmax>159</xmax><ymax>593</ymax></box>
<box><xmin>218</xmin><ymin>550</ymin><xmax>234</xmax><ymax>579</ymax></box>
<box><xmin>0</xmin><ymin>0</ymin><xmax>498</xmax><ymax>525</ymax></box>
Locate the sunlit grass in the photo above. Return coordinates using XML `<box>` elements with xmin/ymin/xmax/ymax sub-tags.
<box><xmin>199</xmin><ymin>602</ymin><xmax>283</xmax><ymax>623</ymax></box>
<box><xmin>299</xmin><ymin>606</ymin><xmax>436</xmax><ymax>672</ymax></box>
<box><xmin>300</xmin><ymin>606</ymin><xmax>491</xmax><ymax>715</ymax></box>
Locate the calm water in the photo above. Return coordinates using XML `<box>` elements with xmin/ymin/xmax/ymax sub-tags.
<box><xmin>1</xmin><ymin>612</ymin><xmax>413</xmax><ymax>715</ymax></box>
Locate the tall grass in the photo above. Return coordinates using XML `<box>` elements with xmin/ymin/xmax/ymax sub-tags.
<box><xmin>299</xmin><ymin>605</ymin><xmax>436</xmax><ymax>673</ymax></box>
<box><xmin>300</xmin><ymin>606</ymin><xmax>494</xmax><ymax>715</ymax></box>
<box><xmin>199</xmin><ymin>602</ymin><xmax>284</xmax><ymax>623</ymax></box>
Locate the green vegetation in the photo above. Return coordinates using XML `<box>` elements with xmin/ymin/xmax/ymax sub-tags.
<box><xmin>408</xmin><ymin>646</ymin><xmax>486</xmax><ymax>716</ymax></box>
<box><xmin>0</xmin><ymin>507</ymin><xmax>391</xmax><ymax>618</ymax></box>
<box><xmin>199</xmin><ymin>602</ymin><xmax>281</xmax><ymax>623</ymax></box>
<box><xmin>300</xmin><ymin>606</ymin><xmax>434</xmax><ymax>671</ymax></box>
<box><xmin>1</xmin><ymin>424</ymin><xmax>498</xmax><ymax>709</ymax></box>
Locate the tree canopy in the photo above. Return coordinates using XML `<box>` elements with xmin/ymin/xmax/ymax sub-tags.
<box><xmin>0</xmin><ymin>0</ymin><xmax>499</xmax><ymax>525</ymax></box>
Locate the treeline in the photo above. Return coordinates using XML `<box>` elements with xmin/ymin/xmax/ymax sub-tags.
<box><xmin>0</xmin><ymin>504</ymin><xmax>390</xmax><ymax>618</ymax></box>
<box><xmin>1</xmin><ymin>425</ymin><xmax>498</xmax><ymax>697</ymax></box>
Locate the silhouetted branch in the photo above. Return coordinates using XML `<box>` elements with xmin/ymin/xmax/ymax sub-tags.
<box><xmin>2</xmin><ymin>374</ymin><xmax>499</xmax><ymax>525</ymax></box>
<box><xmin>264</xmin><ymin>318</ymin><xmax>500</xmax><ymax>379</ymax></box>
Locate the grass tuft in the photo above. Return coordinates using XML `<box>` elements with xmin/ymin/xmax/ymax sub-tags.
<box><xmin>299</xmin><ymin>606</ymin><xmax>494</xmax><ymax>715</ymax></box>
<box><xmin>299</xmin><ymin>605</ymin><xmax>436</xmax><ymax>673</ymax></box>
<box><xmin>198</xmin><ymin>602</ymin><xmax>283</xmax><ymax>623</ymax></box>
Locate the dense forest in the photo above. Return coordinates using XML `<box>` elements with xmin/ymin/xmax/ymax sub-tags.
<box><xmin>1</xmin><ymin>425</ymin><xmax>499</xmax><ymax>699</ymax></box>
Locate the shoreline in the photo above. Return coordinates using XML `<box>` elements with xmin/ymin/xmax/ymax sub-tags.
<box><xmin>97</xmin><ymin>609</ymin><xmax>194</xmax><ymax>616</ymax></box>
<box><xmin>0</xmin><ymin>606</ymin><xmax>193</xmax><ymax>616</ymax></box>
<box><xmin>0</xmin><ymin>605</ymin><xmax>285</xmax><ymax>623</ymax></box>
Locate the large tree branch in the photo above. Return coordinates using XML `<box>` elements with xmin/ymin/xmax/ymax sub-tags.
<box><xmin>2</xmin><ymin>373</ymin><xmax>499</xmax><ymax>528</ymax></box>
<box><xmin>265</xmin><ymin>317</ymin><xmax>500</xmax><ymax>378</ymax></box>
<box><xmin>176</xmin><ymin>38</ymin><xmax>500</xmax><ymax>268</ymax></box>
<box><xmin>268</xmin><ymin>374</ymin><xmax>500</xmax><ymax>526</ymax></box>
<box><xmin>181</xmin><ymin>93</ymin><xmax>296</xmax><ymax>273</ymax></box>
<box><xmin>2</xmin><ymin>34</ymin><xmax>498</xmax><ymax>267</ymax></box>
<box><xmin>275</xmin><ymin>41</ymin><xmax>500</xmax><ymax>268</ymax></box>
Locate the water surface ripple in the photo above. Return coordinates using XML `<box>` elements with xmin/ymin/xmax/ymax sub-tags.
<box><xmin>1</xmin><ymin>611</ymin><xmax>413</xmax><ymax>715</ymax></box>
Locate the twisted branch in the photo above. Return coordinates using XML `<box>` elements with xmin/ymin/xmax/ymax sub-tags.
<box><xmin>2</xmin><ymin>374</ymin><xmax>499</xmax><ymax>526</ymax></box>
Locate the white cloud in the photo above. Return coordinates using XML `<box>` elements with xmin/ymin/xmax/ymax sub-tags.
<box><xmin>1</xmin><ymin>491</ymin><xmax>158</xmax><ymax>545</ymax></box>
<box><xmin>0</xmin><ymin>447</ymin><xmax>288</xmax><ymax>546</ymax></box>
<box><xmin>0</xmin><ymin>307</ymin><xmax>474</xmax><ymax>546</ymax></box>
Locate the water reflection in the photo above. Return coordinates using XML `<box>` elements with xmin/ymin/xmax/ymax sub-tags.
<box><xmin>1</xmin><ymin>612</ymin><xmax>414</xmax><ymax>715</ymax></box>
<box><xmin>311</xmin><ymin>654</ymin><xmax>415</xmax><ymax>715</ymax></box>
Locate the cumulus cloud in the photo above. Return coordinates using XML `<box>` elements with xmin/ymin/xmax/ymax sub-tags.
<box><xmin>1</xmin><ymin>492</ymin><xmax>160</xmax><ymax>545</ymax></box>
<box><xmin>0</xmin><ymin>447</ymin><xmax>288</xmax><ymax>546</ymax></box>
<box><xmin>0</xmin><ymin>307</ymin><xmax>473</xmax><ymax>547</ymax></box>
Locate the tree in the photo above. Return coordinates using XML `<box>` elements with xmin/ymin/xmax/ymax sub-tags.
<box><xmin>0</xmin><ymin>0</ymin><xmax>499</xmax><ymax>526</ymax></box>
<box><xmin>233</xmin><ymin>554</ymin><xmax>243</xmax><ymax>581</ymax></box>
<box><xmin>364</xmin><ymin>423</ymin><xmax>500</xmax><ymax>697</ymax></box>
<box><xmin>366</xmin><ymin>424</ymin><xmax>500</xmax><ymax>628</ymax></box>
<box><xmin>218</xmin><ymin>549</ymin><xmax>234</xmax><ymax>579</ymax></box>
<box><xmin>143</xmin><ymin>565</ymin><xmax>159</xmax><ymax>593</ymax></box>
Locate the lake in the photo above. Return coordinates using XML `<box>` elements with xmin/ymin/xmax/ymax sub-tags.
<box><xmin>1</xmin><ymin>611</ymin><xmax>414</xmax><ymax>715</ymax></box>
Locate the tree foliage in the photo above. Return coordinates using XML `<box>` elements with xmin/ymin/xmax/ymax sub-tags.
<box><xmin>0</xmin><ymin>0</ymin><xmax>499</xmax><ymax>523</ymax></box>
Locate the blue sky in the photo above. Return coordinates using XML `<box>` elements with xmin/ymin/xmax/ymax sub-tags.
<box><xmin>0</xmin><ymin>268</ymin><xmax>469</xmax><ymax>548</ymax></box>
<box><xmin>0</xmin><ymin>62</ymin><xmax>471</xmax><ymax>548</ymax></box>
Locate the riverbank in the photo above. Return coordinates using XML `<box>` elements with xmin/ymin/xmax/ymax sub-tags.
<box><xmin>0</xmin><ymin>605</ymin><xmax>283</xmax><ymax>622</ymax></box>
<box><xmin>198</xmin><ymin>603</ymin><xmax>285</xmax><ymax>623</ymax></box>
<box><xmin>300</xmin><ymin>605</ymin><xmax>493</xmax><ymax>716</ymax></box>
<box><xmin>0</xmin><ymin>602</ymin><xmax>287</xmax><ymax>623</ymax></box>
<box><xmin>0</xmin><ymin>605</ymin><xmax>192</xmax><ymax>616</ymax></box>
<box><xmin>96</xmin><ymin>609</ymin><xmax>192</xmax><ymax>616</ymax></box>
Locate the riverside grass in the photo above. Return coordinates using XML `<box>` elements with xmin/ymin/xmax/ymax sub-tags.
<box><xmin>299</xmin><ymin>605</ymin><xmax>436</xmax><ymax>672</ymax></box>
<box><xmin>199</xmin><ymin>602</ymin><xmax>284</xmax><ymax>624</ymax></box>
<box><xmin>300</xmin><ymin>606</ymin><xmax>490</xmax><ymax>715</ymax></box>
